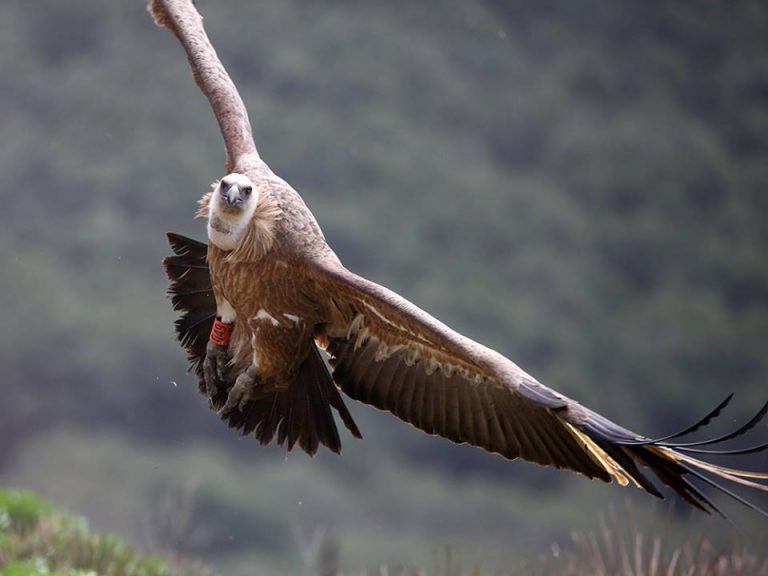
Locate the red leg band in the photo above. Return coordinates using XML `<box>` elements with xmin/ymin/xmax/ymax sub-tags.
<box><xmin>210</xmin><ymin>318</ymin><xmax>234</xmax><ymax>346</ymax></box>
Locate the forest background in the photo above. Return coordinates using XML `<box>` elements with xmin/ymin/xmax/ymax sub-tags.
<box><xmin>1</xmin><ymin>1</ymin><xmax>766</xmax><ymax>573</ymax></box>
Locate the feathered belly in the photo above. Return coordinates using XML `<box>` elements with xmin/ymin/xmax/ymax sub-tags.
<box><xmin>210</xmin><ymin>254</ymin><xmax>323</xmax><ymax>385</ymax></box>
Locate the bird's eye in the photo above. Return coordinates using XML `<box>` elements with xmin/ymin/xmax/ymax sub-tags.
<box><xmin>243</xmin><ymin>186</ymin><xmax>252</xmax><ymax>196</ymax></box>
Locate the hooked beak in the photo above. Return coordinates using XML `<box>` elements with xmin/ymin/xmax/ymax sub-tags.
<box><xmin>222</xmin><ymin>183</ymin><xmax>242</xmax><ymax>208</ymax></box>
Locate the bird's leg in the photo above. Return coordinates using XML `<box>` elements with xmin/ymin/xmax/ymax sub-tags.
<box><xmin>218</xmin><ymin>364</ymin><xmax>261</xmax><ymax>415</ymax></box>
<box><xmin>203</xmin><ymin>340</ymin><xmax>232</xmax><ymax>401</ymax></box>
<box><xmin>203</xmin><ymin>315</ymin><xmax>235</xmax><ymax>403</ymax></box>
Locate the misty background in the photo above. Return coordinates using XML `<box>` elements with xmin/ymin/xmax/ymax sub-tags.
<box><xmin>1</xmin><ymin>0</ymin><xmax>767</xmax><ymax>573</ymax></box>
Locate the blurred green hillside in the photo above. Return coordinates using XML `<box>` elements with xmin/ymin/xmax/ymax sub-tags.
<box><xmin>3</xmin><ymin>488</ymin><xmax>765</xmax><ymax>576</ymax></box>
<box><xmin>1</xmin><ymin>0</ymin><xmax>766</xmax><ymax>574</ymax></box>
<box><xmin>0</xmin><ymin>489</ymin><xmax>179</xmax><ymax>576</ymax></box>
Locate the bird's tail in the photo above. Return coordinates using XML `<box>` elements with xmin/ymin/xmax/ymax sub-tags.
<box><xmin>565</xmin><ymin>395</ymin><xmax>768</xmax><ymax>519</ymax></box>
<box><xmin>163</xmin><ymin>232</ymin><xmax>361</xmax><ymax>455</ymax></box>
<box><xmin>221</xmin><ymin>344</ymin><xmax>362</xmax><ymax>455</ymax></box>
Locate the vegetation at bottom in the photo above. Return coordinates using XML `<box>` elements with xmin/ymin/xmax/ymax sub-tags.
<box><xmin>521</xmin><ymin>509</ymin><xmax>768</xmax><ymax>576</ymax></box>
<box><xmin>337</xmin><ymin>537</ymin><xmax>768</xmax><ymax>576</ymax></box>
<box><xmin>1</xmin><ymin>0</ymin><xmax>767</xmax><ymax>574</ymax></box>
<box><xmin>0</xmin><ymin>489</ymin><xmax>191</xmax><ymax>576</ymax></box>
<box><xmin>303</xmin><ymin>513</ymin><xmax>768</xmax><ymax>576</ymax></box>
<box><xmin>2</xmin><ymin>488</ymin><xmax>766</xmax><ymax>576</ymax></box>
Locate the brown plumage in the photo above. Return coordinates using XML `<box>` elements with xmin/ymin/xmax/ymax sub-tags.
<box><xmin>153</xmin><ymin>0</ymin><xmax>768</xmax><ymax>521</ymax></box>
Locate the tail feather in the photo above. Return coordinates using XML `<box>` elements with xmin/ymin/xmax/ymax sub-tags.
<box><xmin>219</xmin><ymin>340</ymin><xmax>360</xmax><ymax>455</ymax></box>
<box><xmin>164</xmin><ymin>232</ymin><xmax>361</xmax><ymax>456</ymax></box>
<box><xmin>287</xmin><ymin>388</ymin><xmax>309</xmax><ymax>449</ymax></box>
<box><xmin>324</xmin><ymin>366</ymin><xmax>363</xmax><ymax>439</ymax></box>
<box><xmin>309</xmin><ymin>358</ymin><xmax>342</xmax><ymax>450</ymax></box>
<box><xmin>301</xmin><ymin>391</ymin><xmax>320</xmax><ymax>455</ymax></box>
<box><xmin>277</xmin><ymin>403</ymin><xmax>293</xmax><ymax>446</ymax></box>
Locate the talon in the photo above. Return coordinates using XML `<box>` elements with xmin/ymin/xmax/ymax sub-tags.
<box><xmin>204</xmin><ymin>341</ymin><xmax>230</xmax><ymax>400</ymax></box>
<box><xmin>218</xmin><ymin>370</ymin><xmax>257</xmax><ymax>416</ymax></box>
<box><xmin>203</xmin><ymin>357</ymin><xmax>218</xmax><ymax>398</ymax></box>
<box><xmin>217</xmin><ymin>362</ymin><xmax>229</xmax><ymax>382</ymax></box>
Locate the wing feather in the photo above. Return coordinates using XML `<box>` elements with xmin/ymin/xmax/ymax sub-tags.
<box><xmin>432</xmin><ymin>373</ymin><xmax>447</xmax><ymax>437</ymax></box>
<box><xmin>309</xmin><ymin>259</ymin><xmax>768</xmax><ymax>519</ymax></box>
<box><xmin>469</xmin><ymin>386</ymin><xmax>490</xmax><ymax>449</ymax></box>
<box><xmin>419</xmin><ymin>369</ymin><xmax>436</xmax><ymax>435</ymax></box>
<box><xmin>314</xmin><ymin>261</ymin><xmax>609</xmax><ymax>481</ymax></box>
<box><xmin>444</xmin><ymin>380</ymin><xmax>462</xmax><ymax>443</ymax></box>
<box><xmin>480</xmin><ymin>390</ymin><xmax>507</xmax><ymax>456</ymax></box>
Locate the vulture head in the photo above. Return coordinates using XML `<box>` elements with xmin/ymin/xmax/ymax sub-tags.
<box><xmin>216</xmin><ymin>173</ymin><xmax>258</xmax><ymax>215</ymax></box>
<box><xmin>206</xmin><ymin>173</ymin><xmax>260</xmax><ymax>251</ymax></box>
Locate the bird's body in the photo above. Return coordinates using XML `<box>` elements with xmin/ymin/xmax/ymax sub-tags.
<box><xmin>209</xmin><ymin>247</ymin><xmax>316</xmax><ymax>387</ymax></box>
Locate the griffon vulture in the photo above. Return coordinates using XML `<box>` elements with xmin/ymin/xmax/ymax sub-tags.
<box><xmin>151</xmin><ymin>0</ymin><xmax>768</xmax><ymax>520</ymax></box>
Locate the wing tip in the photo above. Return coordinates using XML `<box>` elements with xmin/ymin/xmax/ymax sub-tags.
<box><xmin>578</xmin><ymin>394</ymin><xmax>768</xmax><ymax>520</ymax></box>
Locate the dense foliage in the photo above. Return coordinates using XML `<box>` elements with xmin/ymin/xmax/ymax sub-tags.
<box><xmin>0</xmin><ymin>490</ymin><xmax>175</xmax><ymax>576</ymax></box>
<box><xmin>1</xmin><ymin>1</ymin><xmax>766</xmax><ymax>573</ymax></box>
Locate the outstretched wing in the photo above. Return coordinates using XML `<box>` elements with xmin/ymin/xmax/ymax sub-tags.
<box><xmin>310</xmin><ymin>259</ymin><xmax>768</xmax><ymax>518</ymax></box>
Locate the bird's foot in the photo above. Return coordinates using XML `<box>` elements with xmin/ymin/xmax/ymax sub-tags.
<box><xmin>203</xmin><ymin>341</ymin><xmax>232</xmax><ymax>403</ymax></box>
<box><xmin>218</xmin><ymin>366</ymin><xmax>260</xmax><ymax>415</ymax></box>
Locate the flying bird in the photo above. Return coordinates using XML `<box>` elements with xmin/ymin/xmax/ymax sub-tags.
<box><xmin>152</xmin><ymin>0</ymin><xmax>768</xmax><ymax>520</ymax></box>
<box><xmin>164</xmin><ymin>170</ymin><xmax>768</xmax><ymax>520</ymax></box>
